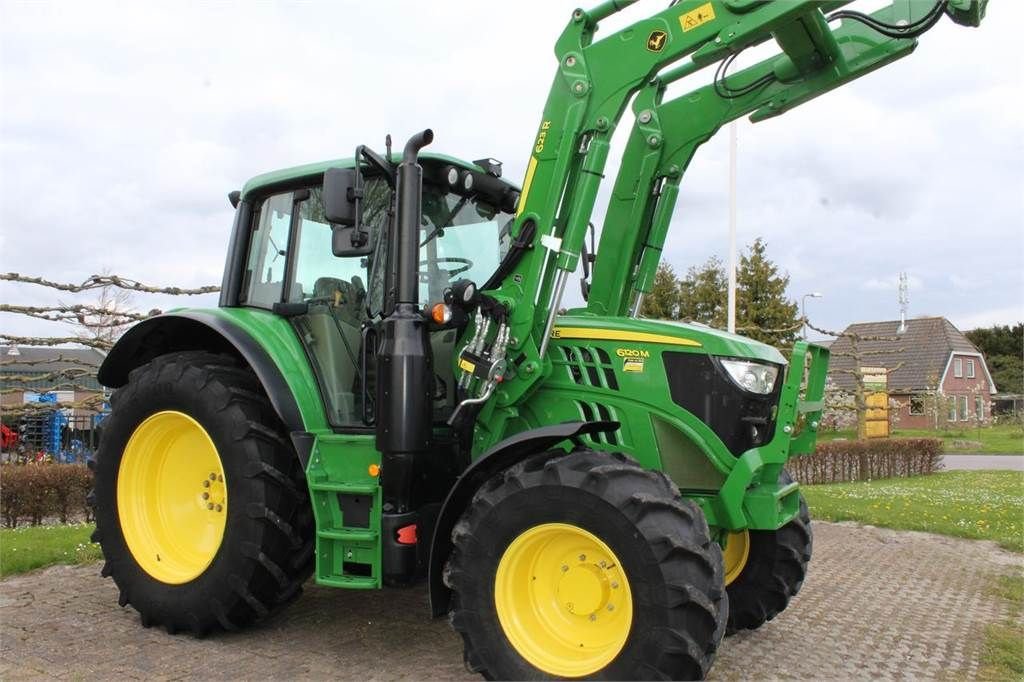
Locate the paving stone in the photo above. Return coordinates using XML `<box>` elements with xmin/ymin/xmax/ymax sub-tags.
<box><xmin>1</xmin><ymin>522</ymin><xmax>1019</xmax><ymax>680</ymax></box>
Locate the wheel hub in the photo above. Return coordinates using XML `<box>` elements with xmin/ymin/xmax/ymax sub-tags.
<box><xmin>116</xmin><ymin>411</ymin><xmax>227</xmax><ymax>584</ymax></box>
<box><xmin>723</xmin><ymin>529</ymin><xmax>750</xmax><ymax>586</ymax></box>
<box><xmin>494</xmin><ymin>523</ymin><xmax>633</xmax><ymax>678</ymax></box>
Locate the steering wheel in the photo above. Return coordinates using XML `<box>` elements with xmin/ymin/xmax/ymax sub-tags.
<box><xmin>418</xmin><ymin>257</ymin><xmax>473</xmax><ymax>279</ymax></box>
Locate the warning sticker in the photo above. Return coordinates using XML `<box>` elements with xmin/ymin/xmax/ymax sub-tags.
<box><xmin>679</xmin><ymin>2</ymin><xmax>716</xmax><ymax>32</ymax></box>
<box><xmin>459</xmin><ymin>358</ymin><xmax>476</xmax><ymax>373</ymax></box>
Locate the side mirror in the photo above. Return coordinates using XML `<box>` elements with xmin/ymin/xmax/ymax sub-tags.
<box><xmin>324</xmin><ymin>167</ymin><xmax>374</xmax><ymax>256</ymax></box>
<box><xmin>332</xmin><ymin>226</ymin><xmax>374</xmax><ymax>257</ymax></box>
<box><xmin>323</xmin><ymin>167</ymin><xmax>359</xmax><ymax>226</ymax></box>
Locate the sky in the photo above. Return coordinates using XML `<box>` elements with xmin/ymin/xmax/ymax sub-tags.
<box><xmin>1</xmin><ymin>0</ymin><xmax>1021</xmax><ymax>345</ymax></box>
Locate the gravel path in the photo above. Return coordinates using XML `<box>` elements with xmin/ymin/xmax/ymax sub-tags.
<box><xmin>1</xmin><ymin>522</ymin><xmax>1020</xmax><ymax>680</ymax></box>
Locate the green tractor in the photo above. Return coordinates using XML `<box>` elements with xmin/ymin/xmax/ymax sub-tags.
<box><xmin>90</xmin><ymin>1</ymin><xmax>985</xmax><ymax>678</ymax></box>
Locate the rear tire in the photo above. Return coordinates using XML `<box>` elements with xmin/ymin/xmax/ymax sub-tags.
<box><xmin>90</xmin><ymin>351</ymin><xmax>313</xmax><ymax>636</ymax></box>
<box><xmin>725</xmin><ymin>474</ymin><xmax>812</xmax><ymax>634</ymax></box>
<box><xmin>445</xmin><ymin>449</ymin><xmax>727</xmax><ymax>680</ymax></box>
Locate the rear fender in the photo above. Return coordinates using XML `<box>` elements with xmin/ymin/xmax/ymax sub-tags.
<box><xmin>427</xmin><ymin>420</ymin><xmax>618</xmax><ymax>617</ymax></box>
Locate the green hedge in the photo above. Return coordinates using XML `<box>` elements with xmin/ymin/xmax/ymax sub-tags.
<box><xmin>788</xmin><ymin>438</ymin><xmax>943</xmax><ymax>485</ymax></box>
<box><xmin>0</xmin><ymin>464</ymin><xmax>93</xmax><ymax>528</ymax></box>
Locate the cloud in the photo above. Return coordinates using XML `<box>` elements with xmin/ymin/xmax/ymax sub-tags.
<box><xmin>1</xmin><ymin>0</ymin><xmax>1022</xmax><ymax>344</ymax></box>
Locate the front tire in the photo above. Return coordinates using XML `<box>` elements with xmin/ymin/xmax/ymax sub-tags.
<box><xmin>445</xmin><ymin>449</ymin><xmax>727</xmax><ymax>680</ymax></box>
<box><xmin>724</xmin><ymin>481</ymin><xmax>812</xmax><ymax>634</ymax></box>
<box><xmin>91</xmin><ymin>351</ymin><xmax>313</xmax><ymax>636</ymax></box>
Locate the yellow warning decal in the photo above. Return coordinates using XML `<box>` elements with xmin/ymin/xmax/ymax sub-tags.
<box><xmin>623</xmin><ymin>359</ymin><xmax>645</xmax><ymax>373</ymax></box>
<box><xmin>459</xmin><ymin>358</ymin><xmax>476</xmax><ymax>373</ymax></box>
<box><xmin>679</xmin><ymin>2</ymin><xmax>715</xmax><ymax>32</ymax></box>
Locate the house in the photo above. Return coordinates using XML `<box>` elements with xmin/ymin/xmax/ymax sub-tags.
<box><xmin>826</xmin><ymin>317</ymin><xmax>996</xmax><ymax>430</ymax></box>
<box><xmin>0</xmin><ymin>345</ymin><xmax>106</xmax><ymax>411</ymax></box>
<box><xmin>0</xmin><ymin>346</ymin><xmax>107</xmax><ymax>457</ymax></box>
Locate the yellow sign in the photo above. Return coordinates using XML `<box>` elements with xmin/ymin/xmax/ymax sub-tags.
<box><xmin>680</xmin><ymin>3</ymin><xmax>715</xmax><ymax>32</ymax></box>
<box><xmin>458</xmin><ymin>358</ymin><xmax>476</xmax><ymax>373</ymax></box>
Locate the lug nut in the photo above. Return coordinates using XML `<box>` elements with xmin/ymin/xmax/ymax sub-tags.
<box><xmin>611</xmin><ymin>581</ymin><xmax>619</xmax><ymax>589</ymax></box>
<box><xmin>216</xmin><ymin>504</ymin><xmax>223</xmax><ymax>512</ymax></box>
<box><xmin>209</xmin><ymin>473</ymin><xmax>216</xmax><ymax>480</ymax></box>
<box><xmin>207</xmin><ymin>503</ymin><xmax>214</xmax><ymax>510</ymax></box>
<box><xmin>579</xmin><ymin>554</ymin><xmax>586</xmax><ymax>562</ymax></box>
<box><xmin>589</xmin><ymin>614</ymin><xmax>597</xmax><ymax>621</ymax></box>
<box><xmin>202</xmin><ymin>492</ymin><xmax>209</xmax><ymax>500</ymax></box>
<box><xmin>217</xmin><ymin>475</ymin><xmax>223</xmax><ymax>482</ymax></box>
<box><xmin>561</xmin><ymin>565</ymin><xmax>569</xmax><ymax>572</ymax></box>
<box><xmin>607</xmin><ymin>604</ymin><xmax>614</xmax><ymax>611</ymax></box>
<box><xmin>203</xmin><ymin>480</ymin><xmax>210</xmax><ymax>488</ymax></box>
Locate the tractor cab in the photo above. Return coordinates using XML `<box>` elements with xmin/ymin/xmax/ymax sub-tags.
<box><xmin>232</xmin><ymin>152</ymin><xmax>517</xmax><ymax>429</ymax></box>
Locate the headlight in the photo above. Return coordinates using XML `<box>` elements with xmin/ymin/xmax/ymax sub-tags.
<box><xmin>719</xmin><ymin>359</ymin><xmax>779</xmax><ymax>394</ymax></box>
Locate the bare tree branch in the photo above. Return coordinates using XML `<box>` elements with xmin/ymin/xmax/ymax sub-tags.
<box><xmin>2</xmin><ymin>272</ymin><xmax>219</xmax><ymax>296</ymax></box>
<box><xmin>0</xmin><ymin>335</ymin><xmax>112</xmax><ymax>351</ymax></box>
<box><xmin>0</xmin><ymin>304</ymin><xmax>157</xmax><ymax>325</ymax></box>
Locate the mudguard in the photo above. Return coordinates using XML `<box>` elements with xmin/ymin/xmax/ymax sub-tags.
<box><xmin>427</xmin><ymin>420</ymin><xmax>618</xmax><ymax>617</ymax></box>
<box><xmin>97</xmin><ymin>311</ymin><xmax>304</xmax><ymax>434</ymax></box>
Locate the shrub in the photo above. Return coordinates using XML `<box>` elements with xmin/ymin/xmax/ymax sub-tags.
<box><xmin>788</xmin><ymin>438</ymin><xmax>943</xmax><ymax>485</ymax></box>
<box><xmin>0</xmin><ymin>463</ymin><xmax>93</xmax><ymax>528</ymax></box>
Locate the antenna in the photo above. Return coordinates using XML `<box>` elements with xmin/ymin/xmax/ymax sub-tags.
<box><xmin>898</xmin><ymin>272</ymin><xmax>909</xmax><ymax>333</ymax></box>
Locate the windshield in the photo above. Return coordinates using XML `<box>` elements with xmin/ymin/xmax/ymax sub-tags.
<box><xmin>417</xmin><ymin>182</ymin><xmax>513</xmax><ymax>307</ymax></box>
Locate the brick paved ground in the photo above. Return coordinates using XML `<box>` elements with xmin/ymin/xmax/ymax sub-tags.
<box><xmin>1</xmin><ymin>522</ymin><xmax>1020</xmax><ymax>680</ymax></box>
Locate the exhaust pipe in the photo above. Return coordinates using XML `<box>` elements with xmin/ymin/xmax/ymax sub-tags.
<box><xmin>377</xmin><ymin>130</ymin><xmax>434</xmax><ymax>525</ymax></box>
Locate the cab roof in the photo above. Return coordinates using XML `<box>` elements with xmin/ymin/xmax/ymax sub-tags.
<box><xmin>240</xmin><ymin>151</ymin><xmax>487</xmax><ymax>201</ymax></box>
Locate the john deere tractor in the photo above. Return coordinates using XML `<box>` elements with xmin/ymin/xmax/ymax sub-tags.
<box><xmin>90</xmin><ymin>1</ymin><xmax>985</xmax><ymax>678</ymax></box>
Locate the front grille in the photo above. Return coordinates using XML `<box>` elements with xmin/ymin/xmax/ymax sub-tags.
<box><xmin>663</xmin><ymin>352</ymin><xmax>782</xmax><ymax>456</ymax></box>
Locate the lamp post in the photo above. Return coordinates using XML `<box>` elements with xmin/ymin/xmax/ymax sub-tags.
<box><xmin>802</xmin><ymin>292</ymin><xmax>823</xmax><ymax>339</ymax></box>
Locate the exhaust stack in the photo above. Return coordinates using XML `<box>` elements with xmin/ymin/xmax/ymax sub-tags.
<box><xmin>376</xmin><ymin>130</ymin><xmax>435</xmax><ymax>519</ymax></box>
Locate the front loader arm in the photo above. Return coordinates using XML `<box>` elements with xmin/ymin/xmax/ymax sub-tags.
<box><xmin>587</xmin><ymin>0</ymin><xmax>987</xmax><ymax>317</ymax></box>
<box><xmin>454</xmin><ymin>0</ymin><xmax>986</xmax><ymax>447</ymax></box>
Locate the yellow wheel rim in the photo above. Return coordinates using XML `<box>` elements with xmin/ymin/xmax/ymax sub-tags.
<box><xmin>116</xmin><ymin>411</ymin><xmax>227</xmax><ymax>584</ymax></box>
<box><xmin>494</xmin><ymin>523</ymin><xmax>633</xmax><ymax>678</ymax></box>
<box><xmin>722</xmin><ymin>530</ymin><xmax>750</xmax><ymax>586</ymax></box>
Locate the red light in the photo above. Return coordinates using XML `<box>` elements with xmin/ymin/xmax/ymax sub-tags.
<box><xmin>396</xmin><ymin>524</ymin><xmax>418</xmax><ymax>545</ymax></box>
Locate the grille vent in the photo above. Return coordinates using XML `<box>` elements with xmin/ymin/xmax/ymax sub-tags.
<box><xmin>574</xmin><ymin>400</ymin><xmax>621</xmax><ymax>447</ymax></box>
<box><xmin>556</xmin><ymin>345</ymin><xmax>619</xmax><ymax>390</ymax></box>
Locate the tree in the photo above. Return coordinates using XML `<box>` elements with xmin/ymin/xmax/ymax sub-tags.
<box><xmin>965</xmin><ymin>323</ymin><xmax>1023</xmax><ymax>393</ymax></box>
<box><xmin>63</xmin><ymin>267</ymin><xmax>137</xmax><ymax>348</ymax></box>
<box><xmin>735</xmin><ymin>238</ymin><xmax>801</xmax><ymax>348</ymax></box>
<box><xmin>640</xmin><ymin>262</ymin><xmax>680</xmax><ymax>320</ymax></box>
<box><xmin>678</xmin><ymin>256</ymin><xmax>727</xmax><ymax>328</ymax></box>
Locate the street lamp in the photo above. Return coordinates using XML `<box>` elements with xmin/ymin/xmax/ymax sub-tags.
<box><xmin>802</xmin><ymin>292</ymin><xmax>823</xmax><ymax>339</ymax></box>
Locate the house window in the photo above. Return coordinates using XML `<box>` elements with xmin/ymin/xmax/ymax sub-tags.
<box><xmin>975</xmin><ymin>396</ymin><xmax>984</xmax><ymax>421</ymax></box>
<box><xmin>947</xmin><ymin>397</ymin><xmax>957</xmax><ymax>422</ymax></box>
<box><xmin>909</xmin><ymin>395</ymin><xmax>925</xmax><ymax>415</ymax></box>
<box><xmin>958</xmin><ymin>395</ymin><xmax>969</xmax><ymax>421</ymax></box>
<box><xmin>966</xmin><ymin>359</ymin><xmax>975</xmax><ymax>378</ymax></box>
<box><xmin>953</xmin><ymin>357</ymin><xmax>963</xmax><ymax>378</ymax></box>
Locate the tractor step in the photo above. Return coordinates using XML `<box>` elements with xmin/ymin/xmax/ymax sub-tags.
<box><xmin>306</xmin><ymin>467</ymin><xmax>383</xmax><ymax>589</ymax></box>
<box><xmin>317</xmin><ymin>528</ymin><xmax>379</xmax><ymax>543</ymax></box>
<box><xmin>315</xmin><ymin>575</ymin><xmax>379</xmax><ymax>590</ymax></box>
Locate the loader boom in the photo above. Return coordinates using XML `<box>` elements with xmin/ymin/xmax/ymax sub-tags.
<box><xmin>456</xmin><ymin>0</ymin><xmax>986</xmax><ymax>440</ymax></box>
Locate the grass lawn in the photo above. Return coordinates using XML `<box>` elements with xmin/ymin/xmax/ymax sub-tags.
<box><xmin>980</xmin><ymin>574</ymin><xmax>1024</xmax><ymax>680</ymax></box>
<box><xmin>0</xmin><ymin>523</ymin><xmax>102</xmax><ymax>577</ymax></box>
<box><xmin>818</xmin><ymin>423</ymin><xmax>1024</xmax><ymax>454</ymax></box>
<box><xmin>803</xmin><ymin>471</ymin><xmax>1024</xmax><ymax>552</ymax></box>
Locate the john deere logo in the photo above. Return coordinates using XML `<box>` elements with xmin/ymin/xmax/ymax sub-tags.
<box><xmin>646</xmin><ymin>30</ymin><xmax>668</xmax><ymax>52</ymax></box>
